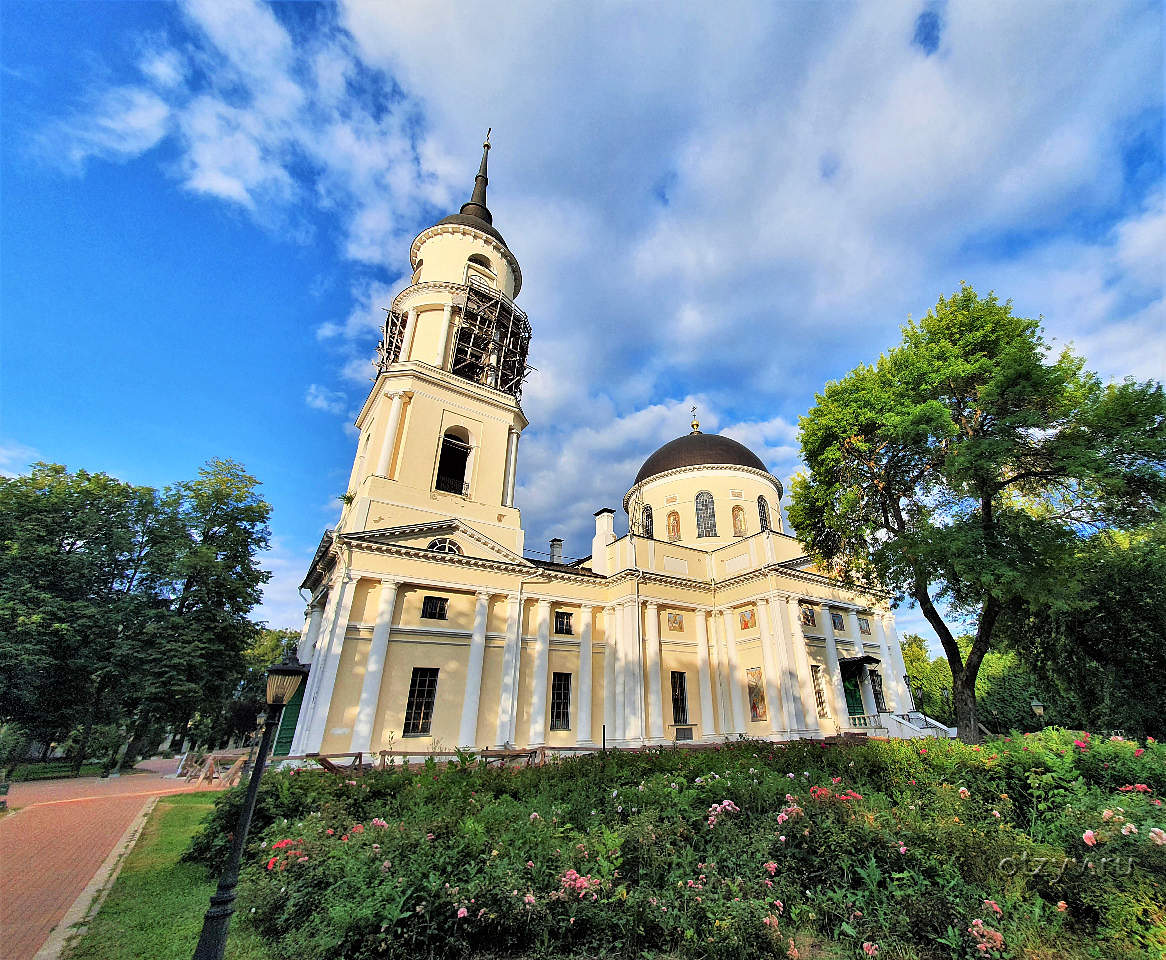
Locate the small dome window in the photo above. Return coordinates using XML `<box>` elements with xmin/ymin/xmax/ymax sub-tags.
<box><xmin>427</xmin><ymin>537</ymin><xmax>462</xmax><ymax>555</ymax></box>
<box><xmin>467</xmin><ymin>253</ymin><xmax>493</xmax><ymax>272</ymax></box>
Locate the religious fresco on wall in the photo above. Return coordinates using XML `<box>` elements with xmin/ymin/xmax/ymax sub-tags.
<box><xmin>732</xmin><ymin>504</ymin><xmax>746</xmax><ymax>537</ymax></box>
<box><xmin>831</xmin><ymin>611</ymin><xmax>845</xmax><ymax>631</ymax></box>
<box><xmin>739</xmin><ymin>608</ymin><xmax>756</xmax><ymax>631</ymax></box>
<box><xmin>667</xmin><ymin>612</ymin><xmax>684</xmax><ymax>631</ymax></box>
<box><xmin>667</xmin><ymin>511</ymin><xmax>680</xmax><ymax>541</ymax></box>
<box><xmin>746</xmin><ymin>666</ymin><xmax>767</xmax><ymax>721</ymax></box>
<box><xmin>858</xmin><ymin>616</ymin><xmax>872</xmax><ymax>635</ymax></box>
<box><xmin>801</xmin><ymin>606</ymin><xmax>816</xmax><ymax>628</ymax></box>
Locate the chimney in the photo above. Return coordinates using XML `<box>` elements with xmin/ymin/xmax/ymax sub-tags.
<box><xmin>590</xmin><ymin>508</ymin><xmax>616</xmax><ymax>576</ymax></box>
<box><xmin>549</xmin><ymin>538</ymin><xmax>563</xmax><ymax>564</ymax></box>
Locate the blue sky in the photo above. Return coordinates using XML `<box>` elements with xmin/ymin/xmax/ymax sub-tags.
<box><xmin>2</xmin><ymin>1</ymin><xmax>1162</xmax><ymax>644</ymax></box>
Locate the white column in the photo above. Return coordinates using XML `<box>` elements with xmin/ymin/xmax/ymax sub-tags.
<box><xmin>709</xmin><ymin>611</ymin><xmax>730</xmax><ymax>735</ymax></box>
<box><xmin>293</xmin><ymin>580</ymin><xmax>343</xmax><ymax>755</ymax></box>
<box><xmin>503</xmin><ymin>428</ymin><xmax>520</xmax><ymax>507</ymax></box>
<box><xmin>768</xmin><ymin>596</ymin><xmax>807</xmax><ymax>733</ymax></box>
<box><xmin>720</xmin><ymin>610</ymin><xmax>748</xmax><ymax>734</ymax></box>
<box><xmin>350</xmin><ymin>579</ymin><xmax>401</xmax><ymax>753</ymax></box>
<box><xmin>296</xmin><ymin>603</ymin><xmax>325</xmax><ymax>665</ymax></box>
<box><xmin>848</xmin><ymin>609</ymin><xmax>879</xmax><ymax>716</ymax></box>
<box><xmin>457</xmin><ymin>592</ymin><xmax>492</xmax><ymax>747</ymax></box>
<box><xmin>820</xmin><ymin>604</ymin><xmax>849</xmax><ymax>728</ymax></box>
<box><xmin>763</xmin><ymin>531</ymin><xmax>777</xmax><ymax>564</ymax></box>
<box><xmin>881</xmin><ymin>613</ymin><xmax>914</xmax><ymax>711</ymax></box>
<box><xmin>495</xmin><ymin>594</ymin><xmax>521</xmax><ymax>745</ymax></box>
<box><xmin>784</xmin><ymin>597</ymin><xmax>821</xmax><ymax>735</ymax></box>
<box><xmin>528</xmin><ymin>600</ymin><xmax>551</xmax><ymax>745</ymax></box>
<box><xmin>436</xmin><ymin>303</ymin><xmax>454</xmax><ymax>369</ymax></box>
<box><xmin>756</xmin><ymin>600</ymin><xmax>789</xmax><ymax>735</ymax></box>
<box><xmin>643</xmin><ymin>602</ymin><xmax>664</xmax><ymax>742</ymax></box>
<box><xmin>400</xmin><ymin>306</ymin><xmax>418</xmax><ymax>361</ymax></box>
<box><xmin>624</xmin><ymin>602</ymin><xmax>643</xmax><ymax>742</ymax></box>
<box><xmin>870</xmin><ymin>614</ymin><xmax>899</xmax><ymax>712</ymax></box>
<box><xmin>301</xmin><ymin>573</ymin><xmax>357</xmax><ymax>753</ymax></box>
<box><xmin>374</xmin><ymin>391</ymin><xmax>405</xmax><ymax>478</ymax></box>
<box><xmin>612</xmin><ymin>604</ymin><xmax>626</xmax><ymax>741</ymax></box>
<box><xmin>602</xmin><ymin>607</ymin><xmax>616</xmax><ymax>743</ymax></box>
<box><xmin>577</xmin><ymin>605</ymin><xmax>594</xmax><ymax>744</ymax></box>
<box><xmin>695</xmin><ymin>611</ymin><xmax>716</xmax><ymax>739</ymax></box>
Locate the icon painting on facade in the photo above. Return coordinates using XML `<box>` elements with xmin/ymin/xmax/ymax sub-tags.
<box><xmin>746</xmin><ymin>667</ymin><xmax>767</xmax><ymax>722</ymax></box>
<box><xmin>739</xmin><ymin>608</ymin><xmax>756</xmax><ymax>631</ymax></box>
<box><xmin>666</xmin><ymin>612</ymin><xmax>684</xmax><ymax>631</ymax></box>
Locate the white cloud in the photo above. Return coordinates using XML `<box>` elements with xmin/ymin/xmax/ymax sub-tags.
<box><xmin>305</xmin><ymin>383</ymin><xmax>347</xmax><ymax>415</ymax></box>
<box><xmin>0</xmin><ymin>440</ymin><xmax>40</xmax><ymax>477</ymax></box>
<box><xmin>252</xmin><ymin>536</ymin><xmax>311</xmax><ymax>630</ymax></box>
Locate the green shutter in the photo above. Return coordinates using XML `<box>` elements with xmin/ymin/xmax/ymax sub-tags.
<box><xmin>273</xmin><ymin>680</ymin><xmax>306</xmax><ymax>756</ymax></box>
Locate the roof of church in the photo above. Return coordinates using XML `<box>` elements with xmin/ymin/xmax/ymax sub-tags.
<box><xmin>633</xmin><ymin>429</ymin><xmax>770</xmax><ymax>486</ymax></box>
<box><xmin>436</xmin><ymin>132</ymin><xmax>510</xmax><ymax>250</ymax></box>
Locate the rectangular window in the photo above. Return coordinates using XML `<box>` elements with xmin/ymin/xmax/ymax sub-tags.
<box><xmin>421</xmin><ymin>596</ymin><xmax>448</xmax><ymax>620</ymax></box>
<box><xmin>870</xmin><ymin>670</ymin><xmax>888</xmax><ymax>713</ymax></box>
<box><xmin>549</xmin><ymin>672</ymin><xmax>571</xmax><ymax>730</ymax></box>
<box><xmin>402</xmin><ymin>667</ymin><xmax>439</xmax><ymax>736</ymax></box>
<box><xmin>554</xmin><ymin>611</ymin><xmax>573</xmax><ymax>635</ymax></box>
<box><xmin>830</xmin><ymin>611</ymin><xmax>845</xmax><ymax>631</ymax></box>
<box><xmin>810</xmin><ymin>664</ymin><xmax>829</xmax><ymax>719</ymax></box>
<box><xmin>858</xmin><ymin>616</ymin><xmax>872</xmax><ymax>635</ymax></box>
<box><xmin>801</xmin><ymin>606</ymin><xmax>816</xmax><ymax>628</ymax></box>
<box><xmin>670</xmin><ymin>671</ymin><xmax>689</xmax><ymax>724</ymax></box>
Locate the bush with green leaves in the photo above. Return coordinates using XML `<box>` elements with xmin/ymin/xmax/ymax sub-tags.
<box><xmin>189</xmin><ymin>730</ymin><xmax>1166</xmax><ymax>959</ymax></box>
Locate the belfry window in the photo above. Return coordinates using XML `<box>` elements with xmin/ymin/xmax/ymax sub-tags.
<box><xmin>695</xmin><ymin>491</ymin><xmax>717</xmax><ymax>538</ymax></box>
<box><xmin>641</xmin><ymin>504</ymin><xmax>654</xmax><ymax>539</ymax></box>
<box><xmin>436</xmin><ymin>427</ymin><xmax>471</xmax><ymax>495</ymax></box>
<box><xmin>758</xmin><ymin>496</ymin><xmax>771</xmax><ymax>532</ymax></box>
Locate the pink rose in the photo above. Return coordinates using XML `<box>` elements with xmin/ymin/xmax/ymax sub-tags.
<box><xmin>1083</xmin><ymin>830</ymin><xmax>1097</xmax><ymax>847</ymax></box>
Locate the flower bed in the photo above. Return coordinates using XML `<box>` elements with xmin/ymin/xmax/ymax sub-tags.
<box><xmin>188</xmin><ymin>729</ymin><xmax>1165</xmax><ymax>959</ymax></box>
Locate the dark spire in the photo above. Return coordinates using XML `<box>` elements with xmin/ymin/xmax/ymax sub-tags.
<box><xmin>458</xmin><ymin>129</ymin><xmax>493</xmax><ymax>225</ymax></box>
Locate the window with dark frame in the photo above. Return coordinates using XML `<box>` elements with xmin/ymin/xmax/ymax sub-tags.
<box><xmin>695</xmin><ymin>491</ymin><xmax>717</xmax><ymax>537</ymax></box>
<box><xmin>402</xmin><ymin>667</ymin><xmax>439</xmax><ymax>736</ymax></box>
<box><xmin>421</xmin><ymin>596</ymin><xmax>448</xmax><ymax>620</ymax></box>
<box><xmin>670</xmin><ymin>671</ymin><xmax>689</xmax><ymax>725</ymax></box>
<box><xmin>758</xmin><ymin>495</ymin><xmax>771</xmax><ymax>532</ymax></box>
<box><xmin>869</xmin><ymin>670</ymin><xmax>888</xmax><ymax>713</ymax></box>
<box><xmin>549</xmin><ymin>672</ymin><xmax>571</xmax><ymax>730</ymax></box>
<box><xmin>642</xmin><ymin>504</ymin><xmax>654</xmax><ymax>539</ymax></box>
<box><xmin>554</xmin><ymin>611</ymin><xmax>573</xmax><ymax>635</ymax></box>
<box><xmin>801</xmin><ymin>606</ymin><xmax>816</xmax><ymax>628</ymax></box>
<box><xmin>810</xmin><ymin>664</ymin><xmax>829</xmax><ymax>718</ymax></box>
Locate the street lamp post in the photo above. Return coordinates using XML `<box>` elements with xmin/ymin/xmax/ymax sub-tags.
<box><xmin>1031</xmin><ymin>698</ymin><xmax>1046</xmax><ymax>730</ymax></box>
<box><xmin>192</xmin><ymin>651</ymin><xmax>308</xmax><ymax>960</ymax></box>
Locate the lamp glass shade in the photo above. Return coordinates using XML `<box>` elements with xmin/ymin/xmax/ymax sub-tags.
<box><xmin>1031</xmin><ymin>698</ymin><xmax>1045</xmax><ymax>717</ymax></box>
<box><xmin>266</xmin><ymin>657</ymin><xmax>307</xmax><ymax>706</ymax></box>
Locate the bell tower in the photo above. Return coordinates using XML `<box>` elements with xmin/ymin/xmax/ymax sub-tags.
<box><xmin>337</xmin><ymin>134</ymin><xmax>531</xmax><ymax>554</ymax></box>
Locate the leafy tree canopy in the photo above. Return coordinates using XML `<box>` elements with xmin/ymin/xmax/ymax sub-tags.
<box><xmin>789</xmin><ymin>284</ymin><xmax>1165</xmax><ymax>740</ymax></box>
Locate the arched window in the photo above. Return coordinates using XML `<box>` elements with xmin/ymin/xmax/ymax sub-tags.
<box><xmin>641</xmin><ymin>504</ymin><xmax>654</xmax><ymax>539</ymax></box>
<box><xmin>731</xmin><ymin>504</ymin><xmax>746</xmax><ymax>537</ymax></box>
<box><xmin>426</xmin><ymin>537</ymin><xmax>462</xmax><ymax>555</ymax></box>
<box><xmin>467</xmin><ymin>253</ymin><xmax>493</xmax><ymax>271</ymax></box>
<box><xmin>667</xmin><ymin>511</ymin><xmax>680</xmax><ymax>541</ymax></box>
<box><xmin>436</xmin><ymin>426</ymin><xmax>471</xmax><ymax>495</ymax></box>
<box><xmin>466</xmin><ymin>253</ymin><xmax>495</xmax><ymax>290</ymax></box>
<box><xmin>411</xmin><ymin>259</ymin><xmax>423</xmax><ymax>284</ymax></box>
<box><xmin>695</xmin><ymin>491</ymin><xmax>717</xmax><ymax>538</ymax></box>
<box><xmin>757</xmin><ymin>496</ymin><xmax>771</xmax><ymax>532</ymax></box>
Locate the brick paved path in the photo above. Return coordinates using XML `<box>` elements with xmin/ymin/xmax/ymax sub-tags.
<box><xmin>0</xmin><ymin>761</ymin><xmax>221</xmax><ymax>960</ymax></box>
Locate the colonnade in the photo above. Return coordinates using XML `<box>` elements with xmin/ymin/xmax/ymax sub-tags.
<box><xmin>288</xmin><ymin>571</ymin><xmax>913</xmax><ymax>757</ymax></box>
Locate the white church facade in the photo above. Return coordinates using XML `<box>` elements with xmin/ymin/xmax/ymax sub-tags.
<box><xmin>284</xmin><ymin>140</ymin><xmax>942</xmax><ymax>759</ymax></box>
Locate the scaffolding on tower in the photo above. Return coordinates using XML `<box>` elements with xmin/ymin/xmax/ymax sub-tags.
<box><xmin>449</xmin><ymin>278</ymin><xmax>533</xmax><ymax>399</ymax></box>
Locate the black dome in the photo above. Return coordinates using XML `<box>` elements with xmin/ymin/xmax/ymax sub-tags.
<box><xmin>634</xmin><ymin>432</ymin><xmax>769</xmax><ymax>486</ymax></box>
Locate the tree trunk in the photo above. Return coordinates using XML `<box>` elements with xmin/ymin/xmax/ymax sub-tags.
<box><xmin>952</xmin><ymin>667</ymin><xmax>981</xmax><ymax>744</ymax></box>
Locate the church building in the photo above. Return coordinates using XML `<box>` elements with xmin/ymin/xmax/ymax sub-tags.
<box><xmin>285</xmin><ymin>140</ymin><xmax>935</xmax><ymax>759</ymax></box>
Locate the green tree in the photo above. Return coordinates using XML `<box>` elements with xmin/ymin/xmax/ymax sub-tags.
<box><xmin>1000</xmin><ymin>524</ymin><xmax>1166</xmax><ymax>739</ymax></box>
<box><xmin>788</xmin><ymin>285</ymin><xmax>1165</xmax><ymax>741</ymax></box>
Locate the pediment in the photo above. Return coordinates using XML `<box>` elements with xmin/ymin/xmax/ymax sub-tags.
<box><xmin>341</xmin><ymin>520</ymin><xmax>532</xmax><ymax>567</ymax></box>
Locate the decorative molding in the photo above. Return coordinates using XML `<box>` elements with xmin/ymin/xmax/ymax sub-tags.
<box><xmin>623</xmin><ymin>463</ymin><xmax>783</xmax><ymax>512</ymax></box>
<box><xmin>408</xmin><ymin>223</ymin><xmax>523</xmax><ymax>295</ymax></box>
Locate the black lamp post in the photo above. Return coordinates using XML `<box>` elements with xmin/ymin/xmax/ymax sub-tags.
<box><xmin>192</xmin><ymin>650</ymin><xmax>307</xmax><ymax>960</ymax></box>
<box><xmin>1031</xmin><ymin>697</ymin><xmax>1046</xmax><ymax>730</ymax></box>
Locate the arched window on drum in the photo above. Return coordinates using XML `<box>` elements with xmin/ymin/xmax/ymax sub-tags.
<box><xmin>757</xmin><ymin>496</ymin><xmax>771</xmax><ymax>532</ymax></box>
<box><xmin>641</xmin><ymin>504</ymin><xmax>654</xmax><ymax>539</ymax></box>
<box><xmin>695</xmin><ymin>491</ymin><xmax>717</xmax><ymax>538</ymax></box>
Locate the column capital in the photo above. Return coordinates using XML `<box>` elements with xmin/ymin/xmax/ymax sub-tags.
<box><xmin>380</xmin><ymin>576</ymin><xmax>404</xmax><ymax>587</ymax></box>
<box><xmin>536</xmin><ymin>598</ymin><xmax>551</xmax><ymax>610</ymax></box>
<box><xmin>475</xmin><ymin>590</ymin><xmax>493</xmax><ymax>602</ymax></box>
<box><xmin>581</xmin><ymin>603</ymin><xmax>594</xmax><ymax>612</ymax></box>
<box><xmin>643</xmin><ymin>600</ymin><xmax>659</xmax><ymax>612</ymax></box>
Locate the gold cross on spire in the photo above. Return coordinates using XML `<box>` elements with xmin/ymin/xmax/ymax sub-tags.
<box><xmin>691</xmin><ymin>404</ymin><xmax>700</xmax><ymax>434</ymax></box>
<box><xmin>484</xmin><ymin>127</ymin><xmax>491</xmax><ymax>150</ymax></box>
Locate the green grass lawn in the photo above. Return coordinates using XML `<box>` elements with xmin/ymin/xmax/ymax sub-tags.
<box><xmin>65</xmin><ymin>793</ymin><xmax>271</xmax><ymax>960</ymax></box>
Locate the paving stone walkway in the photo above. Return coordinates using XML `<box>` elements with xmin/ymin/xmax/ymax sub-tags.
<box><xmin>0</xmin><ymin>759</ymin><xmax>221</xmax><ymax>960</ymax></box>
